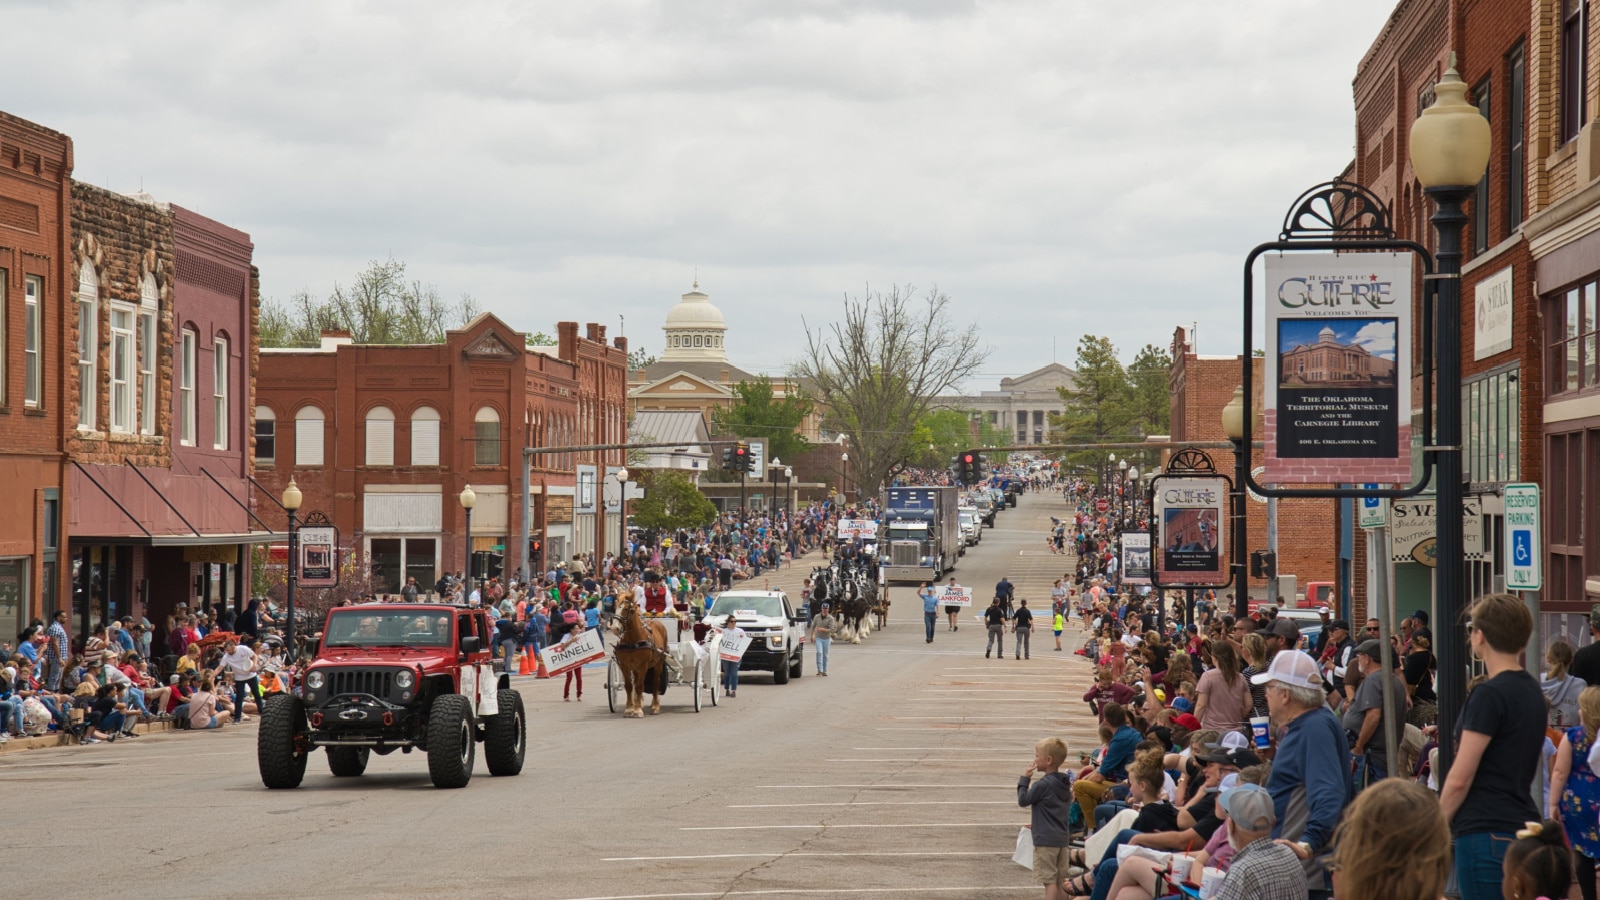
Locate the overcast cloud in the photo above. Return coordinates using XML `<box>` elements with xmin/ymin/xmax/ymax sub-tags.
<box><xmin>10</xmin><ymin>0</ymin><xmax>1398</xmax><ymax>388</ymax></box>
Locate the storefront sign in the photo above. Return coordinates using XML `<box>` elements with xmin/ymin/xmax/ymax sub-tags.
<box><xmin>1154</xmin><ymin>477</ymin><xmax>1227</xmax><ymax>587</ymax></box>
<box><xmin>1263</xmin><ymin>253</ymin><xmax>1413</xmax><ymax>484</ymax></box>
<box><xmin>1390</xmin><ymin>495</ymin><xmax>1484</xmax><ymax>564</ymax></box>
<box><xmin>183</xmin><ymin>544</ymin><xmax>238</xmax><ymax>564</ymax></box>
<box><xmin>297</xmin><ymin>525</ymin><xmax>339</xmax><ymax>588</ymax></box>
<box><xmin>1121</xmin><ymin>532</ymin><xmax>1151</xmax><ymax>584</ymax></box>
<box><xmin>1474</xmin><ymin>265</ymin><xmax>1514</xmax><ymax>360</ymax></box>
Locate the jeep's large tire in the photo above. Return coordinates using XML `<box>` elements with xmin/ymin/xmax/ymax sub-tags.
<box><xmin>484</xmin><ymin>689</ymin><xmax>526</xmax><ymax>777</ymax></box>
<box><xmin>426</xmin><ymin>694</ymin><xmax>475</xmax><ymax>789</ymax></box>
<box><xmin>790</xmin><ymin>649</ymin><xmax>804</xmax><ymax>679</ymax></box>
<box><xmin>327</xmin><ymin>746</ymin><xmax>370</xmax><ymax>777</ymax></box>
<box><xmin>773</xmin><ymin>651</ymin><xmax>790</xmax><ymax>684</ymax></box>
<box><xmin>257</xmin><ymin>694</ymin><xmax>309</xmax><ymax>789</ymax></box>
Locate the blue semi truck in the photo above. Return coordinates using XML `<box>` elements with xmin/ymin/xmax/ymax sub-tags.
<box><xmin>878</xmin><ymin>485</ymin><xmax>961</xmax><ymax>583</ymax></box>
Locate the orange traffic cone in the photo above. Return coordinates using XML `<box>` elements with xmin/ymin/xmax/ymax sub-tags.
<box><xmin>518</xmin><ymin>651</ymin><xmax>533</xmax><ymax>676</ymax></box>
<box><xmin>534</xmin><ymin>656</ymin><xmax>550</xmax><ymax>679</ymax></box>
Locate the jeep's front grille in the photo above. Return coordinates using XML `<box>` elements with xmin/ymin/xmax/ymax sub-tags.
<box><xmin>891</xmin><ymin>543</ymin><xmax>921</xmax><ymax>566</ymax></box>
<box><xmin>328</xmin><ymin>669</ymin><xmax>394</xmax><ymax>698</ymax></box>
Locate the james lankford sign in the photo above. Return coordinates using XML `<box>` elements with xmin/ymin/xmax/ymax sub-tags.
<box><xmin>1264</xmin><ymin>253</ymin><xmax>1413</xmax><ymax>484</ymax></box>
<box><xmin>1154</xmin><ymin>479</ymin><xmax>1227</xmax><ymax>587</ymax></box>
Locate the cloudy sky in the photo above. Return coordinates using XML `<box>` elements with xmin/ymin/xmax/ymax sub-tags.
<box><xmin>12</xmin><ymin>0</ymin><xmax>1399</xmax><ymax>389</ymax></box>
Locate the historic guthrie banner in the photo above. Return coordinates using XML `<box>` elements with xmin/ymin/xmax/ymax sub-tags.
<box><xmin>1264</xmin><ymin>253</ymin><xmax>1413</xmax><ymax>484</ymax></box>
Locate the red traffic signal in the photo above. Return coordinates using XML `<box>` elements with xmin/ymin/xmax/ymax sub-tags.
<box><xmin>963</xmin><ymin>454</ymin><xmax>974</xmax><ymax>463</ymax></box>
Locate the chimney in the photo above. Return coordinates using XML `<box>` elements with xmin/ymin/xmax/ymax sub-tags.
<box><xmin>586</xmin><ymin>323</ymin><xmax>607</xmax><ymax>344</ymax></box>
<box><xmin>614</xmin><ymin>336</ymin><xmax>629</xmax><ymax>353</ymax></box>
<box><xmin>557</xmin><ymin>321</ymin><xmax>579</xmax><ymax>362</ymax></box>
<box><xmin>320</xmin><ymin>329</ymin><xmax>353</xmax><ymax>352</ymax></box>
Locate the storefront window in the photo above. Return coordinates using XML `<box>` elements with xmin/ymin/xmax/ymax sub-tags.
<box><xmin>370</xmin><ymin>539</ymin><xmax>402</xmax><ymax>595</ymax></box>
<box><xmin>405</xmin><ymin>538</ymin><xmax>437</xmax><ymax>592</ymax></box>
<box><xmin>1549</xmin><ymin>282</ymin><xmax>1600</xmax><ymax>394</ymax></box>
<box><xmin>1463</xmin><ymin>366</ymin><xmax>1520</xmax><ymax>484</ymax></box>
<box><xmin>0</xmin><ymin>559</ymin><xmax>26</xmax><ymax>643</ymax></box>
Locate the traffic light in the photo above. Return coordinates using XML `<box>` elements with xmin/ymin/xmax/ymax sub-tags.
<box><xmin>721</xmin><ymin>446</ymin><xmax>735</xmax><ymax>471</ymax></box>
<box><xmin>487</xmin><ymin>551</ymin><xmax>504</xmax><ymax>579</ymax></box>
<box><xmin>734</xmin><ymin>441</ymin><xmax>751</xmax><ymax>473</ymax></box>
<box><xmin>529</xmin><ymin>539</ymin><xmax>543</xmax><ymax>568</ymax></box>
<box><xmin>961</xmin><ymin>451</ymin><xmax>976</xmax><ymax>485</ymax></box>
<box><xmin>1251</xmin><ymin>550</ymin><xmax>1277</xmax><ymax>580</ymax></box>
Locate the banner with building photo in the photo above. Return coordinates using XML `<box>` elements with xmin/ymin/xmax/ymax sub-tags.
<box><xmin>1154</xmin><ymin>478</ymin><xmax>1226</xmax><ymax>586</ymax></box>
<box><xmin>1263</xmin><ymin>252</ymin><xmax>1413</xmax><ymax>484</ymax></box>
<box><xmin>1120</xmin><ymin>532</ymin><xmax>1151</xmax><ymax>585</ymax></box>
<box><xmin>297</xmin><ymin>525</ymin><xmax>339</xmax><ymax>588</ymax></box>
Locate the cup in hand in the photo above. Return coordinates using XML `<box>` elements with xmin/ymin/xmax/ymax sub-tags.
<box><xmin>1249</xmin><ymin>715</ymin><xmax>1270</xmax><ymax>750</ymax></box>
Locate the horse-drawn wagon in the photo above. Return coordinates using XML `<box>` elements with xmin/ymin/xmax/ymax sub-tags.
<box><xmin>605</xmin><ymin>599</ymin><xmax>718</xmax><ymax>715</ymax></box>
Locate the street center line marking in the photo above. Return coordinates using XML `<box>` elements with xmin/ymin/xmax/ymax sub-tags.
<box><xmin>599</xmin><ymin>851</ymin><xmax>1011</xmax><ymax>861</ymax></box>
<box><xmin>727</xmin><ymin>801</ymin><xmax>1013</xmax><ymax>808</ymax></box>
<box><xmin>681</xmin><ymin>823</ymin><xmax>1021</xmax><ymax>831</ymax></box>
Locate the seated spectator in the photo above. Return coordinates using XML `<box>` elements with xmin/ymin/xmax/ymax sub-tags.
<box><xmin>82</xmin><ymin>683</ymin><xmax>133</xmax><ymax>743</ymax></box>
<box><xmin>0</xmin><ymin>665</ymin><xmax>23</xmax><ymax>741</ymax></box>
<box><xmin>174</xmin><ymin>642</ymin><xmax>202</xmax><ymax>677</ymax></box>
<box><xmin>185</xmin><ymin>676</ymin><xmax>227</xmax><ymax>730</ymax></box>
<box><xmin>1207</xmin><ymin>784</ymin><xmax>1305</xmax><ymax>899</ymax></box>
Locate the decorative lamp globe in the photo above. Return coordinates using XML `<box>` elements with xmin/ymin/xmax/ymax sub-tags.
<box><xmin>1409</xmin><ymin>55</ymin><xmax>1492</xmax><ymax>189</ymax></box>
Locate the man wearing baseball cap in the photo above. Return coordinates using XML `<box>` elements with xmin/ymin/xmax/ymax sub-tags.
<box><xmin>1262</xmin><ymin>616</ymin><xmax>1300</xmax><ymax>662</ymax></box>
<box><xmin>1341</xmin><ymin>639</ymin><xmax>1408</xmax><ymax>784</ymax></box>
<box><xmin>1251</xmin><ymin>650</ymin><xmax>1351</xmax><ymax>893</ymax></box>
<box><xmin>1212</xmin><ymin>784</ymin><xmax>1306</xmax><ymax>898</ymax></box>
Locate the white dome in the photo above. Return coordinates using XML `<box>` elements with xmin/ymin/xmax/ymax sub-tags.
<box><xmin>664</xmin><ymin>289</ymin><xmax>727</xmax><ymax>331</ymax></box>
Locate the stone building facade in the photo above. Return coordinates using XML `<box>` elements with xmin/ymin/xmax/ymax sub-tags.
<box><xmin>0</xmin><ymin>112</ymin><xmax>72</xmax><ymax>638</ymax></box>
<box><xmin>936</xmin><ymin>362</ymin><xmax>1076</xmax><ymax>445</ymax></box>
<box><xmin>254</xmin><ymin>316</ymin><xmax>627</xmax><ymax>591</ymax></box>
<box><xmin>65</xmin><ymin>184</ymin><xmax>264</xmax><ymax>642</ymax></box>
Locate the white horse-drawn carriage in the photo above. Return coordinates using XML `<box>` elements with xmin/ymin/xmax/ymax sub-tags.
<box><xmin>605</xmin><ymin>611</ymin><xmax>719</xmax><ymax>714</ymax></box>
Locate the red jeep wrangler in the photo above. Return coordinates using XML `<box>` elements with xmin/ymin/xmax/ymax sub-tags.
<box><xmin>257</xmin><ymin>602</ymin><xmax>526</xmax><ymax>789</ymax></box>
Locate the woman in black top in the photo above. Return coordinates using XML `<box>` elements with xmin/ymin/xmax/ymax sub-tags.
<box><xmin>1404</xmin><ymin>635</ymin><xmax>1437</xmax><ymax>726</ymax></box>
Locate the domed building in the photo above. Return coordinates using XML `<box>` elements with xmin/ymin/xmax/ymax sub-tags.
<box><xmin>628</xmin><ymin>282</ymin><xmax>818</xmax><ymax>470</ymax></box>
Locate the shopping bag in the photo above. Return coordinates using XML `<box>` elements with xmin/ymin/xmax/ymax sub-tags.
<box><xmin>1013</xmin><ymin>825</ymin><xmax>1034</xmax><ymax>869</ymax></box>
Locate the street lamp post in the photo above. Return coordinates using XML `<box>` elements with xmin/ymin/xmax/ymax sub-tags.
<box><xmin>784</xmin><ymin>466</ymin><xmax>794</xmax><ymax>514</ymax></box>
<box><xmin>1126</xmin><ymin>466</ymin><xmax>1139</xmax><ymax>530</ymax></box>
<box><xmin>840</xmin><ymin>452</ymin><xmax>850</xmax><ymax>502</ymax></box>
<box><xmin>282</xmin><ymin>479</ymin><xmax>302</xmax><ymax>664</ymax></box>
<box><xmin>771</xmin><ymin>457</ymin><xmax>780</xmax><ymax>514</ymax></box>
<box><xmin>460</xmin><ymin>484</ymin><xmax>476</xmax><ymax>593</ymax></box>
<box><xmin>1222</xmin><ymin>386</ymin><xmax>1249</xmax><ymax>618</ymax></box>
<box><xmin>1410</xmin><ymin>55</ymin><xmax>1491</xmax><ymax>783</ymax></box>
<box><xmin>615</xmin><ymin>467</ymin><xmax>630</xmax><ymax>550</ymax></box>
<box><xmin>1118</xmin><ymin>458</ymin><xmax>1129</xmax><ymax>529</ymax></box>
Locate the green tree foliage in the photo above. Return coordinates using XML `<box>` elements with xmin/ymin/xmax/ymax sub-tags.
<box><xmin>1051</xmin><ymin>335</ymin><xmax>1134</xmax><ymax>475</ymax></box>
<box><xmin>793</xmin><ymin>285</ymin><xmax>988</xmax><ymax>495</ymax></box>
<box><xmin>711</xmin><ymin>376</ymin><xmax>815</xmax><ymax>463</ymax></box>
<box><xmin>1126</xmin><ymin>343</ymin><xmax>1174</xmax><ymax>438</ymax></box>
<box><xmin>629</xmin><ymin>470</ymin><xmax>717</xmax><ymax>532</ymax></box>
<box><xmin>910</xmin><ymin>408</ymin><xmax>978</xmax><ymax>468</ymax></box>
<box><xmin>527</xmin><ymin>331</ymin><xmax>557</xmax><ymax>347</ymax></box>
<box><xmin>259</xmin><ymin>257</ymin><xmax>481</xmax><ymax>347</ymax></box>
<box><xmin>627</xmin><ymin>346</ymin><xmax>659</xmax><ymax>370</ymax></box>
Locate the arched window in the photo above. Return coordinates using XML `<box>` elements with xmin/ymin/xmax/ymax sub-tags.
<box><xmin>365</xmin><ymin>405</ymin><xmax>395</xmax><ymax>466</ymax></box>
<box><xmin>138</xmin><ymin>274</ymin><xmax>158</xmax><ymax>434</ymax></box>
<box><xmin>254</xmin><ymin>406</ymin><xmax>276</xmax><ymax>465</ymax></box>
<box><xmin>474</xmin><ymin>407</ymin><xmax>501</xmax><ymax>466</ymax></box>
<box><xmin>411</xmin><ymin>406</ymin><xmax>440</xmax><ymax>466</ymax></box>
<box><xmin>77</xmin><ymin>261</ymin><xmax>98</xmax><ymax>430</ymax></box>
<box><xmin>295</xmin><ymin>406</ymin><xmax>325</xmax><ymax>467</ymax></box>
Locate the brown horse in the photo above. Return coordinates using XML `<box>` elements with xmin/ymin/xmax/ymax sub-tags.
<box><xmin>613</xmin><ymin>597</ymin><xmax>668</xmax><ymax>718</ymax></box>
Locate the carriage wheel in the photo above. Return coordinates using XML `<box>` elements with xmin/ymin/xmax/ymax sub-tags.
<box><xmin>692</xmin><ymin>656</ymin><xmax>703</xmax><ymax>713</ymax></box>
<box><xmin>607</xmin><ymin>657</ymin><xmax>623</xmax><ymax>714</ymax></box>
<box><xmin>708</xmin><ymin>655</ymin><xmax>719</xmax><ymax>707</ymax></box>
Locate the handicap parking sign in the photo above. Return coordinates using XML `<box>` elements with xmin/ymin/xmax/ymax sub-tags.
<box><xmin>1512</xmin><ymin>529</ymin><xmax>1533</xmax><ymax>566</ymax></box>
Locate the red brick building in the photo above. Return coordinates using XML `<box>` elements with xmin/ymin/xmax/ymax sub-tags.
<box><xmin>1349</xmin><ymin>0</ymin><xmax>1537</xmax><ymax>632</ymax></box>
<box><xmin>65</xmin><ymin>184</ymin><xmax>264</xmax><ymax>641</ymax></box>
<box><xmin>1168</xmin><ymin>329</ymin><xmax>1338</xmax><ymax>605</ymax></box>
<box><xmin>253</xmin><ymin>316</ymin><xmax>627</xmax><ymax>595</ymax></box>
<box><xmin>0</xmin><ymin>112</ymin><xmax>72</xmax><ymax>639</ymax></box>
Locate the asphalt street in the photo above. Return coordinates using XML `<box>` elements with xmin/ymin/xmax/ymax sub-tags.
<box><xmin>5</xmin><ymin>490</ymin><xmax>1099</xmax><ymax>900</ymax></box>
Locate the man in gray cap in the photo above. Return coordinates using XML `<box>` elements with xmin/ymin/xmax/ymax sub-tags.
<box><xmin>1213</xmin><ymin>784</ymin><xmax>1307</xmax><ymax>900</ymax></box>
<box><xmin>1571</xmin><ymin>605</ymin><xmax>1600</xmax><ymax>686</ymax></box>
<box><xmin>1341</xmin><ymin>639</ymin><xmax>1408</xmax><ymax>783</ymax></box>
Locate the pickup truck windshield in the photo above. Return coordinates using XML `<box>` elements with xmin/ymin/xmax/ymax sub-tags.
<box><xmin>707</xmin><ymin>596</ymin><xmax>785</xmax><ymax>618</ymax></box>
<box><xmin>323</xmin><ymin>610</ymin><xmax>453</xmax><ymax>648</ymax></box>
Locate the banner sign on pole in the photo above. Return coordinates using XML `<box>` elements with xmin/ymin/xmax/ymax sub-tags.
<box><xmin>1263</xmin><ymin>252</ymin><xmax>1413</xmax><ymax>484</ymax></box>
<box><xmin>1503</xmin><ymin>483</ymin><xmax>1542</xmax><ymax>590</ymax></box>
<box><xmin>1121</xmin><ymin>532</ymin><xmax>1151</xmax><ymax>585</ymax></box>
<box><xmin>1390</xmin><ymin>494</ymin><xmax>1484</xmax><ymax>565</ymax></box>
<box><xmin>937</xmin><ymin>584</ymin><xmax>973</xmax><ymax>607</ymax></box>
<box><xmin>297</xmin><ymin>524</ymin><xmax>339</xmax><ymax>588</ymax></box>
<box><xmin>718</xmin><ymin>631</ymin><xmax>754</xmax><ymax>663</ymax></box>
<box><xmin>1154</xmin><ymin>477</ymin><xmax>1227</xmax><ymax>587</ymax></box>
<box><xmin>540</xmin><ymin>629</ymin><xmax>607</xmax><ymax>676</ymax></box>
<box><xmin>837</xmin><ymin>519</ymin><xmax>879</xmax><ymax>540</ymax></box>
